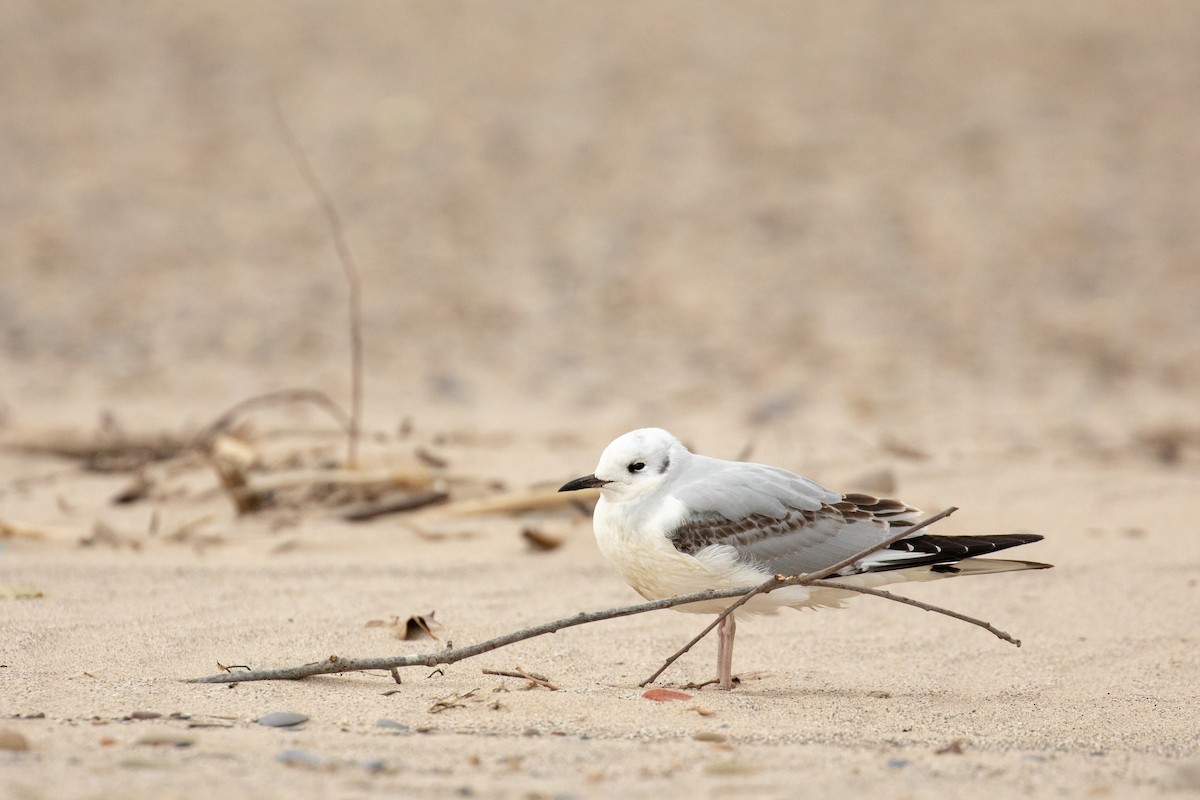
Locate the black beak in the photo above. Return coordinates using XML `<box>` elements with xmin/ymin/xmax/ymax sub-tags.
<box><xmin>558</xmin><ymin>474</ymin><xmax>607</xmax><ymax>492</ymax></box>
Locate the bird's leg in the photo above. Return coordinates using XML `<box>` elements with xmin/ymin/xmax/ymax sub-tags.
<box><xmin>716</xmin><ymin>614</ymin><xmax>737</xmax><ymax>690</ymax></box>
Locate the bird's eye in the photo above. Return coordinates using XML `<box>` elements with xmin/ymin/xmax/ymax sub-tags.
<box><xmin>628</xmin><ymin>461</ymin><xmax>646</xmax><ymax>473</ymax></box>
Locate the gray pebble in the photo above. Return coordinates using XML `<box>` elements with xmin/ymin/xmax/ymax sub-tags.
<box><xmin>136</xmin><ymin>732</ymin><xmax>195</xmax><ymax>747</ymax></box>
<box><xmin>376</xmin><ymin>719</ymin><xmax>410</xmax><ymax>732</ymax></box>
<box><xmin>361</xmin><ymin>758</ymin><xmax>387</xmax><ymax>773</ymax></box>
<box><xmin>886</xmin><ymin>758</ymin><xmax>912</xmax><ymax>769</ymax></box>
<box><xmin>276</xmin><ymin>749</ymin><xmax>322</xmax><ymax>767</ymax></box>
<box><xmin>258</xmin><ymin>712</ymin><xmax>309</xmax><ymax>728</ymax></box>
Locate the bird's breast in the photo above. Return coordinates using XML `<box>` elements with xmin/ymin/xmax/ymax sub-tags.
<box><xmin>592</xmin><ymin>496</ymin><xmax>768</xmax><ymax>609</ymax></box>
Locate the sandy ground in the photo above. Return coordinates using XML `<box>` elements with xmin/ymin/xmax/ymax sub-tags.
<box><xmin>3</xmin><ymin>2</ymin><xmax>1200</xmax><ymax>798</ymax></box>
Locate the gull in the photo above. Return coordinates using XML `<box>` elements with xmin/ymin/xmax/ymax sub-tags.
<box><xmin>559</xmin><ymin>428</ymin><xmax>1051</xmax><ymax>689</ymax></box>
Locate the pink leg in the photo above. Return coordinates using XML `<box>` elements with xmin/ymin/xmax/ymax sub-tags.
<box><xmin>716</xmin><ymin>615</ymin><xmax>737</xmax><ymax>690</ymax></box>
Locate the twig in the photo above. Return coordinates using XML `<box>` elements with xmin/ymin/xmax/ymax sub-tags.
<box><xmin>189</xmin><ymin>591</ymin><xmax>741</xmax><ymax>683</ymax></box>
<box><xmin>271</xmin><ymin>98</ymin><xmax>364</xmax><ymax>468</ymax></box>
<box><xmin>188</xmin><ymin>580</ymin><xmax>1012</xmax><ymax>685</ymax></box>
<box><xmin>188</xmin><ymin>520</ymin><xmax>1024</xmax><ymax>686</ymax></box>
<box><xmin>2</xmin><ymin>430</ymin><xmax>189</xmax><ymax>472</ymax></box>
<box><xmin>482</xmin><ymin>668</ymin><xmax>559</xmax><ymax>690</ymax></box>
<box><xmin>342</xmin><ymin>490</ymin><xmax>450</xmax><ymax>522</ymax></box>
<box><xmin>192</xmin><ymin>388</ymin><xmax>352</xmax><ymax>449</ymax></box>
<box><xmin>637</xmin><ymin>506</ymin><xmax>957</xmax><ymax>687</ymax></box>
<box><xmin>806</xmin><ymin>579</ymin><xmax>1020</xmax><ymax>646</ymax></box>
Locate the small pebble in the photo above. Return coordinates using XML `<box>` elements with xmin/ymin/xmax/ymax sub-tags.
<box><xmin>522</xmin><ymin>727</ymin><xmax>540</xmax><ymax>737</ymax></box>
<box><xmin>0</xmin><ymin>729</ymin><xmax>30</xmax><ymax>751</ymax></box>
<box><xmin>129</xmin><ymin>711</ymin><xmax>162</xmax><ymax>720</ymax></box>
<box><xmin>361</xmin><ymin>758</ymin><xmax>387</xmax><ymax>773</ymax></box>
<box><xmin>886</xmin><ymin>758</ymin><xmax>912</xmax><ymax>769</ymax></box>
<box><xmin>692</xmin><ymin>731</ymin><xmax>727</xmax><ymax>743</ymax></box>
<box><xmin>258</xmin><ymin>712</ymin><xmax>309</xmax><ymax>728</ymax></box>
<box><xmin>376</xmin><ymin>719</ymin><xmax>410</xmax><ymax>732</ymax></box>
<box><xmin>136</xmin><ymin>731</ymin><xmax>195</xmax><ymax>747</ymax></box>
<box><xmin>276</xmin><ymin>749</ymin><xmax>322</xmax><ymax>767</ymax></box>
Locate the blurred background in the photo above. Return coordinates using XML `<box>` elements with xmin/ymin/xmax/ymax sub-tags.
<box><xmin>2</xmin><ymin>0</ymin><xmax>1197</xmax><ymax>459</ymax></box>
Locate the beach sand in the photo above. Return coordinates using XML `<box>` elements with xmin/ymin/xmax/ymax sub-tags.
<box><xmin>2</xmin><ymin>2</ymin><xmax>1199</xmax><ymax>797</ymax></box>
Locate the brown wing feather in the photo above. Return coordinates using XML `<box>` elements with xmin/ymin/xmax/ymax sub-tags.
<box><xmin>669</xmin><ymin>492</ymin><xmax>1042</xmax><ymax>576</ymax></box>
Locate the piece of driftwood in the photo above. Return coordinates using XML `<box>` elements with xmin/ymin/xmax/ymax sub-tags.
<box><xmin>187</xmin><ymin>507</ymin><xmax>1030</xmax><ymax>687</ymax></box>
<box><xmin>341</xmin><ymin>490</ymin><xmax>450</xmax><ymax>522</ymax></box>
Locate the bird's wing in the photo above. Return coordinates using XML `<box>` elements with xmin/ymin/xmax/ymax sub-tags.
<box><xmin>668</xmin><ymin>480</ymin><xmax>1046</xmax><ymax>576</ymax></box>
<box><xmin>667</xmin><ymin>456</ymin><xmax>842</xmax><ymax>519</ymax></box>
<box><xmin>665</xmin><ymin>458</ymin><xmax>1046</xmax><ymax>576</ymax></box>
<box><xmin>667</xmin><ymin>492</ymin><xmax>924</xmax><ymax>576</ymax></box>
<box><xmin>664</xmin><ymin>458</ymin><xmax>919</xmax><ymax>573</ymax></box>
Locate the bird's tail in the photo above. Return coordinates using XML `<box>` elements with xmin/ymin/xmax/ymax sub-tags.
<box><xmin>927</xmin><ymin>557</ymin><xmax>1053</xmax><ymax>577</ymax></box>
<box><xmin>798</xmin><ymin>557</ymin><xmax>1052</xmax><ymax>609</ymax></box>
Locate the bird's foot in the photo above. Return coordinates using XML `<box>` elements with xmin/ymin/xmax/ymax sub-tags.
<box><xmin>680</xmin><ymin>676</ymin><xmax>740</xmax><ymax>691</ymax></box>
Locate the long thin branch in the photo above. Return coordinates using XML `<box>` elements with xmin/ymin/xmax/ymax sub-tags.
<box><xmin>806</xmin><ymin>579</ymin><xmax>1020</xmax><ymax>646</ymax></box>
<box><xmin>192</xmin><ymin>388</ymin><xmax>353</xmax><ymax>449</ymax></box>
<box><xmin>271</xmin><ymin>98</ymin><xmax>364</xmax><ymax>467</ymax></box>
<box><xmin>637</xmin><ymin>506</ymin><xmax>957</xmax><ymax>687</ymax></box>
<box><xmin>188</xmin><ymin>589</ymin><xmax>741</xmax><ymax>683</ymax></box>
<box><xmin>187</xmin><ymin>507</ymin><xmax>1025</xmax><ymax>686</ymax></box>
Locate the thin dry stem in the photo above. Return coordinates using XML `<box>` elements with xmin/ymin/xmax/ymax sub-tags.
<box><xmin>187</xmin><ymin>507</ymin><xmax>1027</xmax><ymax>686</ymax></box>
<box><xmin>193</xmin><ymin>388</ymin><xmax>352</xmax><ymax>449</ymax></box>
<box><xmin>271</xmin><ymin>98</ymin><xmax>364</xmax><ymax>468</ymax></box>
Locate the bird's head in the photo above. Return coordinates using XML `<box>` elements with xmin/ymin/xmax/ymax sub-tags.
<box><xmin>558</xmin><ymin>428</ymin><xmax>684</xmax><ymax>502</ymax></box>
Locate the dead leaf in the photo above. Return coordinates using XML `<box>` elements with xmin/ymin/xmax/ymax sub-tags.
<box><xmin>428</xmin><ymin>689</ymin><xmax>479</xmax><ymax>714</ymax></box>
<box><xmin>399</xmin><ymin>612</ymin><xmax>439</xmax><ymax>641</ymax></box>
<box><xmin>521</xmin><ymin>526</ymin><xmax>563</xmax><ymax>551</ymax></box>
<box><xmin>642</xmin><ymin>689</ymin><xmax>693</xmax><ymax>702</ymax></box>
<box><xmin>112</xmin><ymin>473</ymin><xmax>155</xmax><ymax>505</ymax></box>
<box><xmin>936</xmin><ymin>738</ymin><xmax>967</xmax><ymax>755</ymax></box>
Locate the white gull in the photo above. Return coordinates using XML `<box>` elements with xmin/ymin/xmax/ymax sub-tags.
<box><xmin>559</xmin><ymin>427</ymin><xmax>1051</xmax><ymax>689</ymax></box>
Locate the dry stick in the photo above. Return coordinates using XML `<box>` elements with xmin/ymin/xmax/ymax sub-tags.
<box><xmin>188</xmin><ymin>590</ymin><xmax>739</xmax><ymax>684</ymax></box>
<box><xmin>637</xmin><ymin>506</ymin><xmax>958</xmax><ymax>687</ymax></box>
<box><xmin>192</xmin><ymin>388</ymin><xmax>353</xmax><ymax>449</ymax></box>
<box><xmin>187</xmin><ymin>574</ymin><xmax>1014</xmax><ymax>685</ymax></box>
<box><xmin>187</xmin><ymin>509</ymin><xmax>1025</xmax><ymax>685</ymax></box>
<box><xmin>271</xmin><ymin>98</ymin><xmax>364</xmax><ymax>468</ymax></box>
<box><xmin>805</xmin><ymin>579</ymin><xmax>1020</xmax><ymax>646</ymax></box>
<box><xmin>482</xmin><ymin>668</ymin><xmax>559</xmax><ymax>690</ymax></box>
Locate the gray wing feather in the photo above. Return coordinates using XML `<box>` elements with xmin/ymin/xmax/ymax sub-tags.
<box><xmin>669</xmin><ymin>456</ymin><xmax>839</xmax><ymax>519</ymax></box>
<box><xmin>667</xmin><ymin>456</ymin><xmax>923</xmax><ymax>575</ymax></box>
<box><xmin>670</xmin><ymin>507</ymin><xmax>896</xmax><ymax>575</ymax></box>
